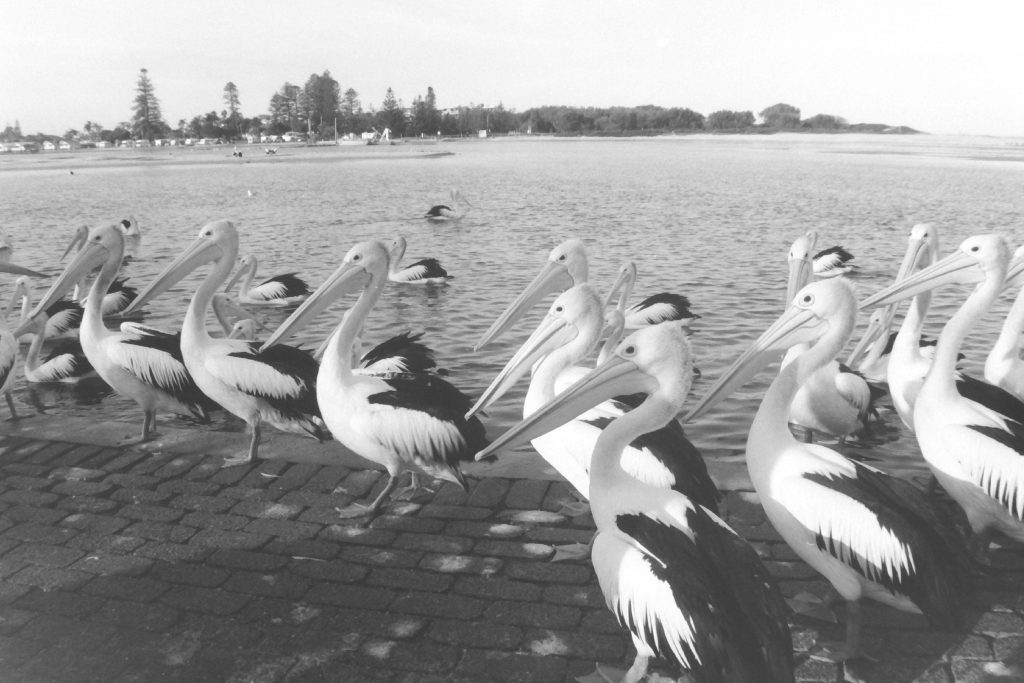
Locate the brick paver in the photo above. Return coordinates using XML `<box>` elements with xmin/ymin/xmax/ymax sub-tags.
<box><xmin>1</xmin><ymin>434</ymin><xmax>1024</xmax><ymax>682</ymax></box>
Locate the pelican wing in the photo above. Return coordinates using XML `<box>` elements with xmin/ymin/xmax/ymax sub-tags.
<box><xmin>221</xmin><ymin>342</ymin><xmax>322</xmax><ymax>420</ymax></box>
<box><xmin>111</xmin><ymin>326</ymin><xmax>208</xmax><ymax>417</ymax></box>
<box><xmin>956</xmin><ymin>372</ymin><xmax>1024</xmax><ymax>425</ymax></box>
<box><xmin>425</xmin><ymin>204</ymin><xmax>452</xmax><ymax>218</ymax></box>
<box><xmin>391</xmin><ymin>258</ymin><xmax>450</xmax><ymax>282</ymax></box>
<box><xmin>359</xmin><ymin>331</ymin><xmax>436</xmax><ymax>375</ymax></box>
<box><xmin>39</xmin><ymin>341</ymin><xmax>93</xmax><ymax>381</ymax></box>
<box><xmin>367</xmin><ymin>374</ymin><xmax>490</xmax><ymax>471</ymax></box>
<box><xmin>625</xmin><ymin>293</ymin><xmax>698</xmax><ymax>327</ymax></box>
<box><xmin>0</xmin><ymin>336</ymin><xmax>15</xmax><ymax>387</ymax></box>
<box><xmin>791</xmin><ymin>461</ymin><xmax>972</xmax><ymax>627</ymax></box>
<box><xmin>964</xmin><ymin>423</ymin><xmax>1024</xmax><ymax>520</ymax></box>
<box><xmin>601</xmin><ymin>506</ymin><xmax>792</xmax><ymax>681</ymax></box>
<box><xmin>812</xmin><ymin>246</ymin><xmax>855</xmax><ymax>274</ymax></box>
<box><xmin>835</xmin><ymin>365</ymin><xmax>872</xmax><ymax>420</ymax></box>
<box><xmin>251</xmin><ymin>274</ymin><xmax>310</xmax><ymax>301</ymax></box>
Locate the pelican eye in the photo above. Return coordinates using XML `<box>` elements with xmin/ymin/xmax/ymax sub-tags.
<box><xmin>352</xmin><ymin>254</ymin><xmax>362</xmax><ymax>262</ymax></box>
<box><xmin>970</xmin><ymin>245</ymin><xmax>980</xmax><ymax>253</ymax></box>
<box><xmin>801</xmin><ymin>294</ymin><xmax>814</xmax><ymax>306</ymax></box>
<box><xmin>554</xmin><ymin>305</ymin><xmax>563</xmax><ymax>313</ymax></box>
<box><xmin>557</xmin><ymin>254</ymin><xmax>566</xmax><ymax>261</ymax></box>
<box><xmin>622</xmin><ymin>345</ymin><xmax>637</xmax><ymax>357</ymax></box>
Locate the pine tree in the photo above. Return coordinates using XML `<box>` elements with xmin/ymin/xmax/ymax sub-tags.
<box><xmin>131</xmin><ymin>68</ymin><xmax>167</xmax><ymax>141</ymax></box>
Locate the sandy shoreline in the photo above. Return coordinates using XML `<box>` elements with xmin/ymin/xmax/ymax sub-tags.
<box><xmin>0</xmin><ymin>140</ymin><xmax>460</xmax><ymax>173</ymax></box>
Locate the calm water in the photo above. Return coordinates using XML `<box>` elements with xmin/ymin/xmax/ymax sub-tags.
<box><xmin>3</xmin><ymin>134</ymin><xmax>1024</xmax><ymax>479</ymax></box>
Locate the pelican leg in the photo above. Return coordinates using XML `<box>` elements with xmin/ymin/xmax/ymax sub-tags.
<box><xmin>969</xmin><ymin>529</ymin><xmax>993</xmax><ymax>566</ymax></box>
<box><xmin>336</xmin><ymin>472</ymin><xmax>399</xmax><ymax>518</ymax></box>
<box><xmin>844</xmin><ymin>600</ymin><xmax>863</xmax><ymax>659</ymax></box>
<box><xmin>4</xmin><ymin>392</ymin><xmax>20</xmax><ymax>421</ymax></box>
<box><xmin>223</xmin><ymin>418</ymin><xmax>261</xmax><ymax>468</ymax></box>
<box><xmin>393</xmin><ymin>472</ymin><xmax>438</xmax><ymax>501</ymax></box>
<box><xmin>141</xmin><ymin>410</ymin><xmax>156</xmax><ymax>442</ymax></box>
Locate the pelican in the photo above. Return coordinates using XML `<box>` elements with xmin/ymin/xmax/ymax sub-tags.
<box><xmin>12</xmin><ymin>223</ymin><xmax>210</xmax><ymax>441</ymax></box>
<box><xmin>210</xmin><ymin>293</ymin><xmax>265</xmax><ymax>340</ymax></box>
<box><xmin>813</xmin><ymin>245</ymin><xmax>856</xmax><ymax>277</ymax></box>
<box><xmin>118</xmin><ymin>217</ymin><xmax>141</xmax><ymax>261</ymax></box>
<box><xmin>0</xmin><ymin>235</ymin><xmax>13</xmax><ymax>261</ymax></box>
<box><xmin>259</xmin><ymin>239</ymin><xmax>488</xmax><ymax>515</ymax></box>
<box><xmin>120</xmin><ymin>221</ymin><xmax>328</xmax><ymax>466</ymax></box>
<box><xmin>356</xmin><ymin>331</ymin><xmax>438</xmax><ymax>376</ymax></box>
<box><xmin>20</xmin><ymin>311</ymin><xmax>94</xmax><ymax>383</ymax></box>
<box><xmin>686</xmin><ymin>278</ymin><xmax>973</xmax><ymax>661</ymax></box>
<box><xmin>984</xmin><ymin>245</ymin><xmax>1024</xmax><ymax>398</ymax></box>
<box><xmin>387</xmin><ymin>236</ymin><xmax>452</xmax><ymax>284</ymax></box>
<box><xmin>10</xmin><ymin>277</ymin><xmax>83</xmax><ymax>343</ymax></box>
<box><xmin>860</xmin><ymin>234</ymin><xmax>1024</xmax><ymax>555</ymax></box>
<box><xmin>476</xmin><ymin>323</ymin><xmax>794</xmax><ymax>683</ymax></box>
<box><xmin>225</xmin><ymin>254</ymin><xmax>311</xmax><ymax>306</ymax></box>
<box><xmin>424</xmin><ymin>189</ymin><xmax>472</xmax><ymax>222</ymax></box>
<box><xmin>0</xmin><ymin>260</ymin><xmax>49</xmax><ymax>418</ymax></box>
<box><xmin>786</xmin><ymin>232</ymin><xmax>873</xmax><ymax>445</ymax></box>
<box><xmin>467</xmin><ymin>283</ymin><xmax>720</xmax><ymax>514</ymax></box>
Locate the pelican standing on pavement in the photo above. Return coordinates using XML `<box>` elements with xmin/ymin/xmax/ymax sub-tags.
<box><xmin>12</xmin><ymin>223</ymin><xmax>210</xmax><ymax>441</ymax></box>
<box><xmin>0</xmin><ymin>260</ymin><xmax>49</xmax><ymax>418</ymax></box>
<box><xmin>120</xmin><ymin>221</ymin><xmax>327</xmax><ymax>466</ymax></box>
<box><xmin>467</xmin><ymin>283</ymin><xmax>720</xmax><ymax>513</ymax></box>
<box><xmin>225</xmin><ymin>254</ymin><xmax>311</xmax><ymax>306</ymax></box>
<box><xmin>387</xmin><ymin>236</ymin><xmax>452</xmax><ymax>284</ymax></box>
<box><xmin>861</xmin><ymin>234</ymin><xmax>1024</xmax><ymax>556</ymax></box>
<box><xmin>686</xmin><ymin>278</ymin><xmax>973</xmax><ymax>661</ymax></box>
<box><xmin>476</xmin><ymin>323</ymin><xmax>794</xmax><ymax>683</ymax></box>
<box><xmin>260</xmin><ymin>239</ymin><xmax>488</xmax><ymax>516</ymax></box>
<box><xmin>785</xmin><ymin>232</ymin><xmax>873</xmax><ymax>445</ymax></box>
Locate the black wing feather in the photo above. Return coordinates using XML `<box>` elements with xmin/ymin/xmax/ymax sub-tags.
<box><xmin>121</xmin><ymin>330</ymin><xmax>213</xmax><ymax>419</ymax></box>
<box><xmin>615</xmin><ymin>511</ymin><xmax>794</xmax><ymax>683</ymax></box>
<box><xmin>259</xmin><ymin>273</ymin><xmax>310</xmax><ymax>297</ymax></box>
<box><xmin>360</xmin><ymin>331</ymin><xmax>437</xmax><ymax>374</ymax></box>
<box><xmin>226</xmin><ymin>343</ymin><xmax>326</xmax><ymax>439</ymax></box>
<box><xmin>957</xmin><ymin>372</ymin><xmax>1024</xmax><ymax>426</ymax></box>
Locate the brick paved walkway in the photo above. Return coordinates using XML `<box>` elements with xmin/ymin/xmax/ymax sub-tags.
<box><xmin>0</xmin><ymin>430</ymin><xmax>1023</xmax><ymax>682</ymax></box>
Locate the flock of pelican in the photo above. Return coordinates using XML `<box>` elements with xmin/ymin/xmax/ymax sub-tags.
<box><xmin>5</xmin><ymin>216</ymin><xmax>1024</xmax><ymax>683</ymax></box>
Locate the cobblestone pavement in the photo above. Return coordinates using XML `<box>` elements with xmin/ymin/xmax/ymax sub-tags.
<box><xmin>0</xmin><ymin>432</ymin><xmax>1023</xmax><ymax>683</ymax></box>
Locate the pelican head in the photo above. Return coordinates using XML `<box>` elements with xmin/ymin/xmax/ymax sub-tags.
<box><xmin>259</xmin><ymin>239</ymin><xmax>389</xmax><ymax>351</ymax></box>
<box><xmin>466</xmin><ymin>284</ymin><xmax>604</xmax><ymax>419</ymax></box>
<box><xmin>14</xmin><ymin>223</ymin><xmax>123</xmax><ymax>338</ymax></box>
<box><xmin>474</xmin><ymin>238</ymin><xmax>589</xmax><ymax>350</ymax></box>
<box><xmin>860</xmin><ymin>234</ymin><xmax>1009</xmax><ymax>311</ymax></box>
<box><xmin>121</xmin><ymin>220</ymin><xmax>238</xmax><ymax>316</ymax></box>
<box><xmin>603</xmin><ymin>262</ymin><xmax>637</xmax><ymax>309</ymax></box>
<box><xmin>687</xmin><ymin>278</ymin><xmax>855</xmax><ymax>422</ymax></box>
<box><xmin>119</xmin><ymin>216</ymin><xmax>141</xmax><ymax>237</ymax></box>
<box><xmin>388</xmin><ymin>236</ymin><xmax>408</xmax><ymax>265</ymax></box>
<box><xmin>475</xmin><ymin>322</ymin><xmax>693</xmax><ymax>461</ymax></box>
<box><xmin>786</xmin><ymin>230</ymin><xmax>818</xmax><ymax>305</ymax></box>
<box><xmin>224</xmin><ymin>254</ymin><xmax>258</xmax><ymax>294</ymax></box>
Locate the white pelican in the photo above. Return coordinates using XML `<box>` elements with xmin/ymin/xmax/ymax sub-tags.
<box><xmin>785</xmin><ymin>232</ymin><xmax>873</xmax><ymax>445</ymax></box>
<box><xmin>225</xmin><ymin>254</ymin><xmax>311</xmax><ymax>306</ymax></box>
<box><xmin>387</xmin><ymin>236</ymin><xmax>452</xmax><ymax>284</ymax></box>
<box><xmin>118</xmin><ymin>216</ymin><xmax>141</xmax><ymax>237</ymax></box>
<box><xmin>10</xmin><ymin>277</ymin><xmax>84</xmax><ymax>344</ymax></box>
<box><xmin>21</xmin><ymin>312</ymin><xmax>94</xmax><ymax>384</ymax></box>
<box><xmin>424</xmin><ymin>189</ymin><xmax>472</xmax><ymax>222</ymax></box>
<box><xmin>860</xmin><ymin>234</ymin><xmax>1024</xmax><ymax>555</ymax></box>
<box><xmin>476</xmin><ymin>323</ymin><xmax>794</xmax><ymax>682</ymax></box>
<box><xmin>259</xmin><ymin>239</ymin><xmax>488</xmax><ymax>515</ymax></box>
<box><xmin>605</xmin><ymin>259</ymin><xmax>701</xmax><ymax>331</ymax></box>
<box><xmin>210</xmin><ymin>293</ymin><xmax>266</xmax><ymax>341</ymax></box>
<box><xmin>467</xmin><ymin>283</ymin><xmax>720</xmax><ymax>513</ymax></box>
<box><xmin>355</xmin><ymin>331</ymin><xmax>438</xmax><ymax>376</ymax></box>
<box><xmin>984</xmin><ymin>246</ymin><xmax>1024</xmax><ymax>398</ymax></box>
<box><xmin>120</xmin><ymin>221</ymin><xmax>328</xmax><ymax>466</ymax></box>
<box><xmin>12</xmin><ymin>223</ymin><xmax>210</xmax><ymax>441</ymax></box>
<box><xmin>1</xmin><ymin>260</ymin><xmax>49</xmax><ymax>418</ymax></box>
<box><xmin>813</xmin><ymin>245</ymin><xmax>856</xmax><ymax>277</ymax></box>
<box><xmin>686</xmin><ymin>278</ymin><xmax>973</xmax><ymax>661</ymax></box>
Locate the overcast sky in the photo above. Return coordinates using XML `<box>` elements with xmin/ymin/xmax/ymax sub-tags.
<box><xmin>4</xmin><ymin>0</ymin><xmax>1023</xmax><ymax>137</ymax></box>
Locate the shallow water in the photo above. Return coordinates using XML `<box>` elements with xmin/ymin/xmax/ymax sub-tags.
<box><xmin>3</xmin><ymin>134</ymin><xmax>1024</xmax><ymax>480</ymax></box>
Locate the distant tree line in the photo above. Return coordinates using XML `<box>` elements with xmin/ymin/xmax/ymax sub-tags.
<box><xmin>0</xmin><ymin>70</ymin><xmax>918</xmax><ymax>146</ymax></box>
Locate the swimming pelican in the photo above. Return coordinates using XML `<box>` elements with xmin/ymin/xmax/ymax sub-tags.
<box><xmin>20</xmin><ymin>312</ymin><xmax>94</xmax><ymax>384</ymax></box>
<box><xmin>860</xmin><ymin>234</ymin><xmax>1024</xmax><ymax>556</ymax></box>
<box><xmin>225</xmin><ymin>254</ymin><xmax>311</xmax><ymax>306</ymax></box>
<box><xmin>259</xmin><ymin>239</ymin><xmax>488</xmax><ymax>515</ymax></box>
<box><xmin>813</xmin><ymin>245</ymin><xmax>856</xmax><ymax>277</ymax></box>
<box><xmin>12</xmin><ymin>223</ymin><xmax>210</xmax><ymax>441</ymax></box>
<box><xmin>118</xmin><ymin>217</ymin><xmax>142</xmax><ymax>261</ymax></box>
<box><xmin>387</xmin><ymin>236</ymin><xmax>452</xmax><ymax>284</ymax></box>
<box><xmin>686</xmin><ymin>278</ymin><xmax>973</xmax><ymax>661</ymax></box>
<box><xmin>10</xmin><ymin>277</ymin><xmax>84</xmax><ymax>343</ymax></box>
<box><xmin>0</xmin><ymin>260</ymin><xmax>48</xmax><ymax>418</ymax></box>
<box><xmin>120</xmin><ymin>221</ymin><xmax>328</xmax><ymax>466</ymax></box>
<box><xmin>786</xmin><ymin>232</ymin><xmax>873</xmax><ymax>445</ymax></box>
<box><xmin>476</xmin><ymin>323</ymin><xmax>794</xmax><ymax>682</ymax></box>
<box><xmin>468</xmin><ymin>283</ymin><xmax>720</xmax><ymax>513</ymax></box>
<box><xmin>984</xmin><ymin>246</ymin><xmax>1024</xmax><ymax>398</ymax></box>
<box><xmin>424</xmin><ymin>190</ymin><xmax>472</xmax><ymax>222</ymax></box>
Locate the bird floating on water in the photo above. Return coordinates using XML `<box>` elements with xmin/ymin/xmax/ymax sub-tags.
<box><xmin>813</xmin><ymin>245</ymin><xmax>856</xmax><ymax>277</ymax></box>
<box><xmin>225</xmin><ymin>254</ymin><xmax>311</xmax><ymax>306</ymax></box>
<box><xmin>425</xmin><ymin>189</ymin><xmax>472</xmax><ymax>222</ymax></box>
<box><xmin>387</xmin><ymin>236</ymin><xmax>452</xmax><ymax>284</ymax></box>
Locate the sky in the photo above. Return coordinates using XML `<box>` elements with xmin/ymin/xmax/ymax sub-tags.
<box><xmin>4</xmin><ymin>0</ymin><xmax>1024</xmax><ymax>137</ymax></box>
